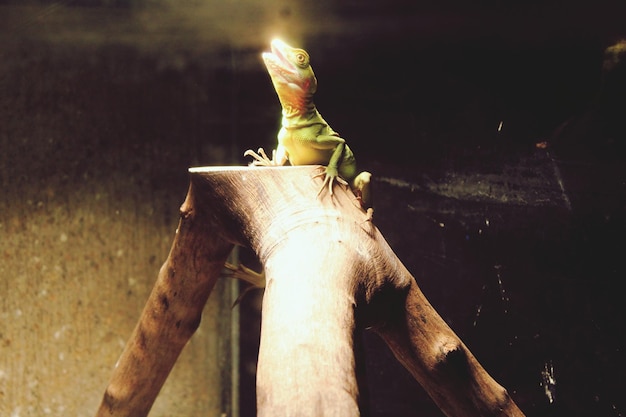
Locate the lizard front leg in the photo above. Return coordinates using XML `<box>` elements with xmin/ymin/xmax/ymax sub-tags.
<box><xmin>312</xmin><ymin>136</ymin><xmax>350</xmax><ymax>197</ymax></box>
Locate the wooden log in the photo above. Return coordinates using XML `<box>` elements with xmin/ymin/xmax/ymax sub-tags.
<box><xmin>95</xmin><ymin>165</ymin><xmax>524</xmax><ymax>417</ymax></box>
<box><xmin>188</xmin><ymin>166</ymin><xmax>372</xmax><ymax>416</ymax></box>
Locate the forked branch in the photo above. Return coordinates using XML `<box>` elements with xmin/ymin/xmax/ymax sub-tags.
<box><xmin>95</xmin><ymin>165</ymin><xmax>524</xmax><ymax>417</ymax></box>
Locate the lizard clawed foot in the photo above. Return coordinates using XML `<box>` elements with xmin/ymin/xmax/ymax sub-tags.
<box><xmin>244</xmin><ymin>148</ymin><xmax>276</xmax><ymax>166</ymax></box>
<box><xmin>314</xmin><ymin>169</ymin><xmax>348</xmax><ymax>199</ymax></box>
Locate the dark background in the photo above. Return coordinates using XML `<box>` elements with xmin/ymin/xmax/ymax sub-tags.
<box><xmin>2</xmin><ymin>1</ymin><xmax>625</xmax><ymax>416</ymax></box>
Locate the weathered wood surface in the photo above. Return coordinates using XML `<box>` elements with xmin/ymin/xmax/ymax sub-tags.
<box><xmin>95</xmin><ymin>165</ymin><xmax>524</xmax><ymax>417</ymax></box>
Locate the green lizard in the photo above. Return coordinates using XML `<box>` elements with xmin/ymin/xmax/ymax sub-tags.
<box><xmin>229</xmin><ymin>39</ymin><xmax>373</xmax><ymax>294</ymax></box>
<box><xmin>245</xmin><ymin>38</ymin><xmax>371</xmax><ymax>208</ymax></box>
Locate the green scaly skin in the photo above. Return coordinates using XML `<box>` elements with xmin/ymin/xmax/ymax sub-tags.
<box><xmin>245</xmin><ymin>39</ymin><xmax>371</xmax><ymax>208</ymax></box>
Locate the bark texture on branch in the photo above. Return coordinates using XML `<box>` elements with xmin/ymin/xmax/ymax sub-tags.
<box><xmin>95</xmin><ymin>181</ymin><xmax>234</xmax><ymax>417</ymax></box>
<box><xmin>371</xmin><ymin>280</ymin><xmax>522</xmax><ymax>416</ymax></box>
<box><xmin>95</xmin><ymin>165</ymin><xmax>524</xmax><ymax>417</ymax></box>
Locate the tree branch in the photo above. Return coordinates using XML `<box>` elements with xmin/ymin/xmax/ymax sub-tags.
<box><xmin>95</xmin><ymin>165</ymin><xmax>524</xmax><ymax>417</ymax></box>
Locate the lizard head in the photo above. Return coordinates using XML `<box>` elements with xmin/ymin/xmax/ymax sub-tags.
<box><xmin>262</xmin><ymin>39</ymin><xmax>317</xmax><ymax>116</ymax></box>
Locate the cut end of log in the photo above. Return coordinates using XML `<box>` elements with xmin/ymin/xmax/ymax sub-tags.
<box><xmin>188</xmin><ymin>165</ymin><xmax>322</xmax><ymax>173</ymax></box>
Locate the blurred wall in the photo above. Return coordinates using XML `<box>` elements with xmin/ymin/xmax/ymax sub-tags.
<box><xmin>0</xmin><ymin>4</ymin><xmax>252</xmax><ymax>416</ymax></box>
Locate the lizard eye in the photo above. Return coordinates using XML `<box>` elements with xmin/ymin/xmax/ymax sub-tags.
<box><xmin>294</xmin><ymin>50</ymin><xmax>309</xmax><ymax>68</ymax></box>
